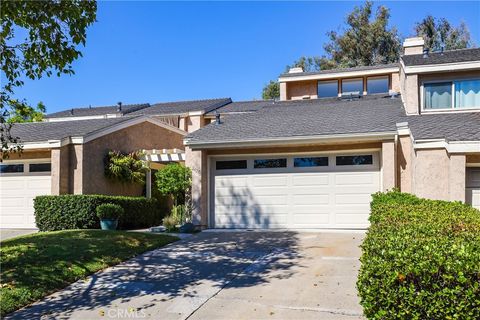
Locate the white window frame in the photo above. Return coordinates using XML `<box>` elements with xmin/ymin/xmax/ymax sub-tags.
<box><xmin>421</xmin><ymin>78</ymin><xmax>480</xmax><ymax>113</ymax></box>
<box><xmin>0</xmin><ymin>159</ymin><xmax>51</xmax><ymax>176</ymax></box>
<box><xmin>341</xmin><ymin>78</ymin><xmax>364</xmax><ymax>95</ymax></box>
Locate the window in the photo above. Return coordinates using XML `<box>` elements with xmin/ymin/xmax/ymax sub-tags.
<box><xmin>0</xmin><ymin>164</ymin><xmax>24</xmax><ymax>174</ymax></box>
<box><xmin>294</xmin><ymin>157</ymin><xmax>328</xmax><ymax>167</ymax></box>
<box><xmin>367</xmin><ymin>76</ymin><xmax>389</xmax><ymax>94</ymax></box>
<box><xmin>336</xmin><ymin>155</ymin><xmax>373</xmax><ymax>166</ymax></box>
<box><xmin>254</xmin><ymin>158</ymin><xmax>287</xmax><ymax>169</ymax></box>
<box><xmin>29</xmin><ymin>163</ymin><xmax>52</xmax><ymax>172</ymax></box>
<box><xmin>455</xmin><ymin>79</ymin><xmax>480</xmax><ymax>108</ymax></box>
<box><xmin>342</xmin><ymin>78</ymin><xmax>363</xmax><ymax>94</ymax></box>
<box><xmin>424</xmin><ymin>82</ymin><xmax>452</xmax><ymax>109</ymax></box>
<box><xmin>317</xmin><ymin>80</ymin><xmax>338</xmax><ymax>98</ymax></box>
<box><xmin>424</xmin><ymin>79</ymin><xmax>480</xmax><ymax>110</ymax></box>
<box><xmin>216</xmin><ymin>160</ymin><xmax>247</xmax><ymax>170</ymax></box>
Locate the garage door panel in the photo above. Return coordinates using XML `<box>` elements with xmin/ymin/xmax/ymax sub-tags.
<box><xmin>335</xmin><ymin>193</ymin><xmax>374</xmax><ymax>205</ymax></box>
<box><xmin>253</xmin><ymin>175</ymin><xmax>288</xmax><ymax>187</ymax></box>
<box><xmin>293</xmin><ymin>174</ymin><xmax>329</xmax><ymax>186</ymax></box>
<box><xmin>291</xmin><ymin>186</ymin><xmax>331</xmax><ymax>195</ymax></box>
<box><xmin>292</xmin><ymin>213</ymin><xmax>330</xmax><ymax>224</ymax></box>
<box><xmin>293</xmin><ymin>195</ymin><xmax>330</xmax><ymax>205</ymax></box>
<box><xmin>335</xmin><ymin>173</ymin><xmax>377</xmax><ymax>185</ymax></box>
<box><xmin>335</xmin><ymin>213</ymin><xmax>370</xmax><ymax>225</ymax></box>
<box><xmin>216</xmin><ymin>176</ymin><xmax>248</xmax><ymax>187</ymax></box>
<box><xmin>466</xmin><ymin>188</ymin><xmax>480</xmax><ymax>209</ymax></box>
<box><xmin>215</xmin><ymin>213</ymin><xmax>288</xmax><ymax>228</ymax></box>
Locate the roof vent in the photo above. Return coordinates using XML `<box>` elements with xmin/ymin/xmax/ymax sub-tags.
<box><xmin>341</xmin><ymin>91</ymin><xmax>362</xmax><ymax>101</ymax></box>
<box><xmin>389</xmin><ymin>91</ymin><xmax>399</xmax><ymax>99</ymax></box>
<box><xmin>288</xmin><ymin>67</ymin><xmax>304</xmax><ymax>74</ymax></box>
<box><xmin>214</xmin><ymin>111</ymin><xmax>221</xmax><ymax>125</ymax></box>
<box><xmin>423</xmin><ymin>48</ymin><xmax>429</xmax><ymax>58</ymax></box>
<box><xmin>117</xmin><ymin>102</ymin><xmax>122</xmax><ymax>112</ymax></box>
<box><xmin>70</xmin><ymin>108</ymin><xmax>74</xmax><ymax>115</ymax></box>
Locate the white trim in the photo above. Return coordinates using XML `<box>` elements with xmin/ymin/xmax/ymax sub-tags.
<box><xmin>82</xmin><ymin>116</ymin><xmax>187</xmax><ymax>143</ymax></box>
<box><xmin>188</xmin><ymin>111</ymin><xmax>203</xmax><ymax>116</ymax></box>
<box><xmin>467</xmin><ymin>163</ymin><xmax>480</xmax><ymax>168</ymax></box>
<box><xmin>403</xmin><ymin>37</ymin><xmax>424</xmax><ymax>48</ymax></box>
<box><xmin>44</xmin><ymin>114</ymin><xmax>121</xmax><ymax>122</ymax></box>
<box><xmin>403</xmin><ymin>61</ymin><xmax>480</xmax><ymax>75</ymax></box>
<box><xmin>413</xmin><ymin>139</ymin><xmax>480</xmax><ymax>153</ymax></box>
<box><xmin>278</xmin><ymin>67</ymin><xmax>399</xmax><ymax>82</ymax></box>
<box><xmin>184</xmin><ymin>131</ymin><xmax>397</xmax><ymax>149</ymax></box>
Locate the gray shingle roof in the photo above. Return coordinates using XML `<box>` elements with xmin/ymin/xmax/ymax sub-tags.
<box><xmin>407</xmin><ymin>112</ymin><xmax>480</xmax><ymax>142</ymax></box>
<box><xmin>45</xmin><ymin>103</ymin><xmax>150</xmax><ymax>118</ymax></box>
<box><xmin>10</xmin><ymin>117</ymin><xmax>139</xmax><ymax>143</ymax></box>
<box><xmin>186</xmin><ymin>95</ymin><xmax>406</xmax><ymax>145</ymax></box>
<box><xmin>279</xmin><ymin>63</ymin><xmax>399</xmax><ymax>78</ymax></box>
<box><xmin>205</xmin><ymin>100</ymin><xmax>275</xmax><ymax>115</ymax></box>
<box><xmin>401</xmin><ymin>48</ymin><xmax>480</xmax><ymax>66</ymax></box>
<box><xmin>130</xmin><ymin>98</ymin><xmax>232</xmax><ymax>116</ymax></box>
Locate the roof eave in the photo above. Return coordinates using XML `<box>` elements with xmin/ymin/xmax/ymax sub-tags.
<box><xmin>184</xmin><ymin>131</ymin><xmax>397</xmax><ymax>150</ymax></box>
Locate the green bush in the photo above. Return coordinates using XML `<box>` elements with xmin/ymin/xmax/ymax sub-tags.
<box><xmin>96</xmin><ymin>203</ymin><xmax>124</xmax><ymax>220</ymax></box>
<box><xmin>357</xmin><ymin>191</ymin><xmax>480</xmax><ymax>319</ymax></box>
<box><xmin>34</xmin><ymin>195</ymin><xmax>166</xmax><ymax>231</ymax></box>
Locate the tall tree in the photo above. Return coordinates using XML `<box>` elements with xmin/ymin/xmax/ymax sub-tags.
<box><xmin>7</xmin><ymin>102</ymin><xmax>46</xmax><ymax>123</ymax></box>
<box><xmin>415</xmin><ymin>16</ymin><xmax>472</xmax><ymax>51</ymax></box>
<box><xmin>1</xmin><ymin>0</ymin><xmax>97</xmax><ymax>159</ymax></box>
<box><xmin>321</xmin><ymin>1</ymin><xmax>401</xmax><ymax>69</ymax></box>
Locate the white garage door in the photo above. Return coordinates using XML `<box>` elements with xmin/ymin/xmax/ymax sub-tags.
<box><xmin>0</xmin><ymin>162</ymin><xmax>52</xmax><ymax>229</ymax></box>
<box><xmin>466</xmin><ymin>167</ymin><xmax>480</xmax><ymax>210</ymax></box>
<box><xmin>212</xmin><ymin>153</ymin><xmax>380</xmax><ymax>229</ymax></box>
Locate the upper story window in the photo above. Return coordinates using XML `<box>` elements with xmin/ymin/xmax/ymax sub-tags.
<box><xmin>367</xmin><ymin>76</ymin><xmax>389</xmax><ymax>94</ymax></box>
<box><xmin>317</xmin><ymin>80</ymin><xmax>338</xmax><ymax>98</ymax></box>
<box><xmin>424</xmin><ymin>79</ymin><xmax>480</xmax><ymax>110</ymax></box>
<box><xmin>342</xmin><ymin>78</ymin><xmax>363</xmax><ymax>95</ymax></box>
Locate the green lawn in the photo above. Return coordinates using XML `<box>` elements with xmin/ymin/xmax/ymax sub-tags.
<box><xmin>0</xmin><ymin>230</ymin><xmax>178</xmax><ymax>316</ymax></box>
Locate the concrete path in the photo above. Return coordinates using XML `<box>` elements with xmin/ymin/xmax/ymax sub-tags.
<box><xmin>7</xmin><ymin>231</ymin><xmax>365</xmax><ymax>320</ymax></box>
<box><xmin>0</xmin><ymin>229</ymin><xmax>37</xmax><ymax>241</ymax></box>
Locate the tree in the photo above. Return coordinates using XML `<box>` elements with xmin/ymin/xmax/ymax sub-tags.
<box><xmin>321</xmin><ymin>1</ymin><xmax>401</xmax><ymax>69</ymax></box>
<box><xmin>155</xmin><ymin>164</ymin><xmax>192</xmax><ymax>207</ymax></box>
<box><xmin>1</xmin><ymin>0</ymin><xmax>97</xmax><ymax>159</ymax></box>
<box><xmin>7</xmin><ymin>102</ymin><xmax>46</xmax><ymax>123</ymax></box>
<box><xmin>262</xmin><ymin>80</ymin><xmax>280</xmax><ymax>100</ymax></box>
<box><xmin>415</xmin><ymin>16</ymin><xmax>472</xmax><ymax>52</ymax></box>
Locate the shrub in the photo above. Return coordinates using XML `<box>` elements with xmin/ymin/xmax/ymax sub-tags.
<box><xmin>34</xmin><ymin>195</ymin><xmax>166</xmax><ymax>231</ymax></box>
<box><xmin>155</xmin><ymin>164</ymin><xmax>192</xmax><ymax>206</ymax></box>
<box><xmin>96</xmin><ymin>203</ymin><xmax>124</xmax><ymax>220</ymax></box>
<box><xmin>162</xmin><ymin>215</ymin><xmax>178</xmax><ymax>232</ymax></box>
<box><xmin>357</xmin><ymin>191</ymin><xmax>480</xmax><ymax>319</ymax></box>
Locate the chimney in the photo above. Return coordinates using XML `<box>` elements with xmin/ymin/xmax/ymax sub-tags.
<box><xmin>288</xmin><ymin>67</ymin><xmax>304</xmax><ymax>74</ymax></box>
<box><xmin>403</xmin><ymin>37</ymin><xmax>425</xmax><ymax>55</ymax></box>
<box><xmin>117</xmin><ymin>102</ymin><xmax>122</xmax><ymax>112</ymax></box>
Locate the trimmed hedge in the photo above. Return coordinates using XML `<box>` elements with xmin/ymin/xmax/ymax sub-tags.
<box><xmin>358</xmin><ymin>191</ymin><xmax>480</xmax><ymax>319</ymax></box>
<box><xmin>34</xmin><ymin>195</ymin><xmax>165</xmax><ymax>231</ymax></box>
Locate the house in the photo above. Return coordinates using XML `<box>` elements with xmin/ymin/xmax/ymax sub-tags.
<box><xmin>1</xmin><ymin>37</ymin><xmax>479</xmax><ymax>229</ymax></box>
<box><xmin>183</xmin><ymin>37</ymin><xmax>480</xmax><ymax>229</ymax></box>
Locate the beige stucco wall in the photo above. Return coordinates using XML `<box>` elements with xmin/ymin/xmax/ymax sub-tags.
<box><xmin>382</xmin><ymin>140</ymin><xmax>396</xmax><ymax>191</ymax></box>
<box><xmin>81</xmin><ymin>122</ymin><xmax>185</xmax><ymax>196</ymax></box>
<box><xmin>400</xmin><ymin>68</ymin><xmax>420</xmax><ymax>115</ymax></box>
<box><xmin>69</xmin><ymin>144</ymin><xmax>83</xmax><ymax>194</ymax></box>
<box><xmin>51</xmin><ymin>146</ymin><xmax>70</xmax><ymax>195</ymax></box>
<box><xmin>280</xmin><ymin>82</ymin><xmax>287</xmax><ymax>101</ymax></box>
<box><xmin>412</xmin><ymin>148</ymin><xmax>466</xmax><ymax>202</ymax></box>
<box><xmin>397</xmin><ymin>135</ymin><xmax>414</xmax><ymax>193</ymax></box>
<box><xmin>185</xmin><ymin>147</ymin><xmax>208</xmax><ymax>228</ymax></box>
<box><xmin>391</xmin><ymin>72</ymin><xmax>400</xmax><ymax>93</ymax></box>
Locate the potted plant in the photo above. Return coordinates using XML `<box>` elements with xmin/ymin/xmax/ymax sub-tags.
<box><xmin>96</xmin><ymin>203</ymin><xmax>124</xmax><ymax>230</ymax></box>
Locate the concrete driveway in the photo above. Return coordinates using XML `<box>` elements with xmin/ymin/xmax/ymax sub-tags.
<box><xmin>0</xmin><ymin>229</ymin><xmax>37</xmax><ymax>241</ymax></box>
<box><xmin>7</xmin><ymin>231</ymin><xmax>365</xmax><ymax>320</ymax></box>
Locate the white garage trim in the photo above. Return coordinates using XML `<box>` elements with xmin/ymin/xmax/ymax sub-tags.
<box><xmin>466</xmin><ymin>167</ymin><xmax>480</xmax><ymax>210</ymax></box>
<box><xmin>208</xmin><ymin>150</ymin><xmax>381</xmax><ymax>229</ymax></box>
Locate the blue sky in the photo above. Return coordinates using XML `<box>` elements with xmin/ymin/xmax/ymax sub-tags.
<box><xmin>13</xmin><ymin>1</ymin><xmax>480</xmax><ymax>113</ymax></box>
